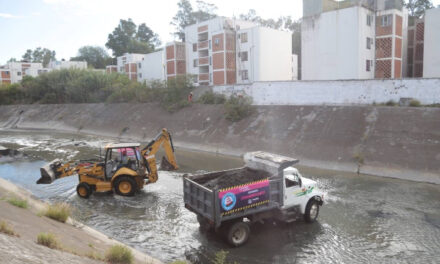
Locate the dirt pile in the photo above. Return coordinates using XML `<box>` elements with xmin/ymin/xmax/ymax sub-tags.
<box><xmin>195</xmin><ymin>168</ymin><xmax>270</xmax><ymax>190</ymax></box>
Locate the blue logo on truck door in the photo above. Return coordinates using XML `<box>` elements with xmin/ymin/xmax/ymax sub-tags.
<box><xmin>221</xmin><ymin>192</ymin><xmax>237</xmax><ymax>211</ymax></box>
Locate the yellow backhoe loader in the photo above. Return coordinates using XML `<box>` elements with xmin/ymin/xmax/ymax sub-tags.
<box><xmin>36</xmin><ymin>128</ymin><xmax>178</xmax><ymax>198</ymax></box>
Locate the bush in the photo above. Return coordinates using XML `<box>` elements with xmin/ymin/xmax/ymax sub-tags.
<box><xmin>37</xmin><ymin>233</ymin><xmax>59</xmax><ymax>249</ymax></box>
<box><xmin>224</xmin><ymin>95</ymin><xmax>254</xmax><ymax>122</ymax></box>
<box><xmin>7</xmin><ymin>197</ymin><xmax>28</xmax><ymax>208</ymax></box>
<box><xmin>0</xmin><ymin>221</ymin><xmax>19</xmax><ymax>237</ymax></box>
<box><xmin>409</xmin><ymin>99</ymin><xmax>421</xmax><ymax>107</ymax></box>
<box><xmin>44</xmin><ymin>203</ymin><xmax>71</xmax><ymax>223</ymax></box>
<box><xmin>385</xmin><ymin>100</ymin><xmax>397</xmax><ymax>106</ymax></box>
<box><xmin>198</xmin><ymin>91</ymin><xmax>226</xmax><ymax>104</ymax></box>
<box><xmin>105</xmin><ymin>245</ymin><xmax>134</xmax><ymax>264</ymax></box>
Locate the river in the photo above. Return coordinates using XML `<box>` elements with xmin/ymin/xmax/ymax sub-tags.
<box><xmin>0</xmin><ymin>129</ymin><xmax>439</xmax><ymax>264</ymax></box>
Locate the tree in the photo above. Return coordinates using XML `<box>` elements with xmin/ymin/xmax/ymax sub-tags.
<box><xmin>70</xmin><ymin>46</ymin><xmax>112</xmax><ymax>69</ymax></box>
<box><xmin>171</xmin><ymin>0</ymin><xmax>217</xmax><ymax>41</ymax></box>
<box><xmin>405</xmin><ymin>0</ymin><xmax>434</xmax><ymax>17</ymax></box>
<box><xmin>106</xmin><ymin>18</ymin><xmax>161</xmax><ymax>57</ymax></box>
<box><xmin>21</xmin><ymin>47</ymin><xmax>56</xmax><ymax>67</ymax></box>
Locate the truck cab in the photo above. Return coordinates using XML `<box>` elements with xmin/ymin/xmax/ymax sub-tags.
<box><xmin>282</xmin><ymin>166</ymin><xmax>324</xmax><ymax>222</ymax></box>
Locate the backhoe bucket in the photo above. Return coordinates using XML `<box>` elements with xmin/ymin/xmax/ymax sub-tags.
<box><xmin>160</xmin><ymin>156</ymin><xmax>176</xmax><ymax>171</ymax></box>
<box><xmin>37</xmin><ymin>159</ymin><xmax>61</xmax><ymax>184</ymax></box>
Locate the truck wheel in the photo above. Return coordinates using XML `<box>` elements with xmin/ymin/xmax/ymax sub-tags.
<box><xmin>114</xmin><ymin>176</ymin><xmax>136</xmax><ymax>196</ymax></box>
<box><xmin>304</xmin><ymin>199</ymin><xmax>320</xmax><ymax>223</ymax></box>
<box><xmin>76</xmin><ymin>183</ymin><xmax>92</xmax><ymax>199</ymax></box>
<box><xmin>226</xmin><ymin>222</ymin><xmax>250</xmax><ymax>247</ymax></box>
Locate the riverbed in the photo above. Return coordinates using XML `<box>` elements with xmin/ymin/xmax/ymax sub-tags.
<box><xmin>0</xmin><ymin>129</ymin><xmax>439</xmax><ymax>263</ymax></box>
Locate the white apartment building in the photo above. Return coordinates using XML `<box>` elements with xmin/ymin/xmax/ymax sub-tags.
<box><xmin>139</xmin><ymin>50</ymin><xmax>166</xmax><ymax>81</ymax></box>
<box><xmin>48</xmin><ymin>60</ymin><xmax>87</xmax><ymax>70</ymax></box>
<box><xmin>0</xmin><ymin>62</ymin><xmax>43</xmax><ymax>84</ymax></box>
<box><xmin>423</xmin><ymin>8</ymin><xmax>440</xmax><ymax>78</ymax></box>
<box><xmin>302</xmin><ymin>0</ymin><xmax>408</xmax><ymax>80</ymax></box>
<box><xmin>236</xmin><ymin>27</ymin><xmax>293</xmax><ymax>83</ymax></box>
<box><xmin>184</xmin><ymin>17</ymin><xmax>294</xmax><ymax>85</ymax></box>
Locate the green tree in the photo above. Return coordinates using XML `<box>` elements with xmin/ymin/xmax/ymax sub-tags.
<box><xmin>171</xmin><ymin>0</ymin><xmax>217</xmax><ymax>41</ymax></box>
<box><xmin>106</xmin><ymin>19</ymin><xmax>160</xmax><ymax>57</ymax></box>
<box><xmin>405</xmin><ymin>0</ymin><xmax>434</xmax><ymax>17</ymax></box>
<box><xmin>70</xmin><ymin>46</ymin><xmax>112</xmax><ymax>69</ymax></box>
<box><xmin>21</xmin><ymin>47</ymin><xmax>56</xmax><ymax>67</ymax></box>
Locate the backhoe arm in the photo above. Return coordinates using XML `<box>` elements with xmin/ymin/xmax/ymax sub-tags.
<box><xmin>141</xmin><ymin>128</ymin><xmax>178</xmax><ymax>184</ymax></box>
<box><xmin>37</xmin><ymin>159</ymin><xmax>103</xmax><ymax>184</ymax></box>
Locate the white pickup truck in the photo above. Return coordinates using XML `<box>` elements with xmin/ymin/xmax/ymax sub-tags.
<box><xmin>183</xmin><ymin>151</ymin><xmax>324</xmax><ymax>247</ymax></box>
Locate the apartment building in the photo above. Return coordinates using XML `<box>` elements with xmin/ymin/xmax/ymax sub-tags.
<box><xmin>406</xmin><ymin>17</ymin><xmax>424</xmax><ymax>77</ymax></box>
<box><xmin>423</xmin><ymin>8</ymin><xmax>440</xmax><ymax>78</ymax></box>
<box><xmin>116</xmin><ymin>53</ymin><xmax>145</xmax><ymax>81</ymax></box>
<box><xmin>184</xmin><ymin>17</ymin><xmax>294</xmax><ymax>85</ymax></box>
<box><xmin>0</xmin><ymin>62</ymin><xmax>43</xmax><ymax>84</ymax></box>
<box><xmin>165</xmin><ymin>42</ymin><xmax>186</xmax><ymax>80</ymax></box>
<box><xmin>48</xmin><ymin>60</ymin><xmax>87</xmax><ymax>70</ymax></box>
<box><xmin>302</xmin><ymin>0</ymin><xmax>408</xmax><ymax>80</ymax></box>
<box><xmin>106</xmin><ymin>65</ymin><xmax>118</xmax><ymax>74</ymax></box>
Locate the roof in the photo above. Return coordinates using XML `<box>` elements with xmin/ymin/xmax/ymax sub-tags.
<box><xmin>105</xmin><ymin>143</ymin><xmax>140</xmax><ymax>149</ymax></box>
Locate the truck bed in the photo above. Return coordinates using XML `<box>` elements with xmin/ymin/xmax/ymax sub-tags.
<box><xmin>184</xmin><ymin>167</ymin><xmax>283</xmax><ymax>227</ymax></box>
<box><xmin>192</xmin><ymin>167</ymin><xmax>271</xmax><ymax>190</ymax></box>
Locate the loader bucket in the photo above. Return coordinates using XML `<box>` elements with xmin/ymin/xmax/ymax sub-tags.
<box><xmin>160</xmin><ymin>156</ymin><xmax>176</xmax><ymax>171</ymax></box>
<box><xmin>37</xmin><ymin>159</ymin><xmax>61</xmax><ymax>184</ymax></box>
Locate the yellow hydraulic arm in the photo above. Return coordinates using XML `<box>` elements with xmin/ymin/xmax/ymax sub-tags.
<box><xmin>140</xmin><ymin>128</ymin><xmax>178</xmax><ymax>184</ymax></box>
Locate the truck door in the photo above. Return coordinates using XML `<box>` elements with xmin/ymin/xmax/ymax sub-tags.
<box><xmin>283</xmin><ymin>173</ymin><xmax>302</xmax><ymax>208</ymax></box>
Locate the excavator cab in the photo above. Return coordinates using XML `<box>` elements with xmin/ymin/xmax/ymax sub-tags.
<box><xmin>103</xmin><ymin>143</ymin><xmax>142</xmax><ymax>180</ymax></box>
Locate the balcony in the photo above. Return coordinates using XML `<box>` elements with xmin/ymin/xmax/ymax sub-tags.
<box><xmin>198</xmin><ymin>40</ymin><xmax>209</xmax><ymax>50</ymax></box>
<box><xmin>199</xmin><ymin>56</ymin><xmax>209</xmax><ymax>66</ymax></box>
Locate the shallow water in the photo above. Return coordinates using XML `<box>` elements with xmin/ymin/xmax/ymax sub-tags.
<box><xmin>0</xmin><ymin>129</ymin><xmax>439</xmax><ymax>263</ymax></box>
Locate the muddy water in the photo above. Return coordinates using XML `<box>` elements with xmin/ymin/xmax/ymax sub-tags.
<box><xmin>0</xmin><ymin>129</ymin><xmax>439</xmax><ymax>264</ymax></box>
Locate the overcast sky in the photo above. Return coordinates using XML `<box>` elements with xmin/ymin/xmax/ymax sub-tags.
<box><xmin>0</xmin><ymin>0</ymin><xmax>438</xmax><ymax>64</ymax></box>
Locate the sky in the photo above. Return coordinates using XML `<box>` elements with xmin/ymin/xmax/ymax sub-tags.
<box><xmin>0</xmin><ymin>0</ymin><xmax>439</xmax><ymax>64</ymax></box>
<box><xmin>0</xmin><ymin>0</ymin><xmax>303</xmax><ymax>64</ymax></box>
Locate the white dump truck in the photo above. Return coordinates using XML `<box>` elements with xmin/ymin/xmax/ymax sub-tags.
<box><xmin>183</xmin><ymin>151</ymin><xmax>324</xmax><ymax>247</ymax></box>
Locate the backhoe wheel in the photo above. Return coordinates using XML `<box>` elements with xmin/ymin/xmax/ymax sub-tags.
<box><xmin>304</xmin><ymin>199</ymin><xmax>320</xmax><ymax>223</ymax></box>
<box><xmin>226</xmin><ymin>221</ymin><xmax>250</xmax><ymax>247</ymax></box>
<box><xmin>114</xmin><ymin>176</ymin><xmax>136</xmax><ymax>197</ymax></box>
<box><xmin>76</xmin><ymin>183</ymin><xmax>92</xmax><ymax>199</ymax></box>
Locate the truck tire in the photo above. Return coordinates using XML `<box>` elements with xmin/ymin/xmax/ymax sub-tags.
<box><xmin>226</xmin><ymin>221</ymin><xmax>250</xmax><ymax>247</ymax></box>
<box><xmin>304</xmin><ymin>199</ymin><xmax>320</xmax><ymax>223</ymax></box>
<box><xmin>114</xmin><ymin>176</ymin><xmax>136</xmax><ymax>196</ymax></box>
<box><xmin>76</xmin><ymin>183</ymin><xmax>92</xmax><ymax>199</ymax></box>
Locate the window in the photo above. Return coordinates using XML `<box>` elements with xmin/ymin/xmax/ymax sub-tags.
<box><xmin>241</xmin><ymin>70</ymin><xmax>248</xmax><ymax>80</ymax></box>
<box><xmin>209</xmin><ymin>56</ymin><xmax>212</xmax><ymax>65</ymax></box>
<box><xmin>209</xmin><ymin>40</ymin><xmax>212</xmax><ymax>49</ymax></box>
<box><xmin>367</xmin><ymin>15</ymin><xmax>372</xmax><ymax>26</ymax></box>
<box><xmin>193</xmin><ymin>59</ymin><xmax>198</xmax><ymax>67</ymax></box>
<box><xmin>139</xmin><ymin>73</ymin><xmax>142</xmax><ymax>78</ymax></box>
<box><xmin>366</xmin><ymin>37</ymin><xmax>372</xmax><ymax>49</ymax></box>
<box><xmin>241</xmin><ymin>51</ymin><xmax>248</xmax><ymax>62</ymax></box>
<box><xmin>17</xmin><ymin>71</ymin><xmax>21</xmax><ymax>76</ymax></box>
<box><xmin>209</xmin><ymin>73</ymin><xmax>212</xmax><ymax>82</ymax></box>
<box><xmin>193</xmin><ymin>43</ymin><xmax>197</xmax><ymax>52</ymax></box>
<box><xmin>138</xmin><ymin>63</ymin><xmax>142</xmax><ymax>69</ymax></box>
<box><xmin>240</xmin><ymin>33</ymin><xmax>248</xmax><ymax>43</ymax></box>
<box><xmin>119</xmin><ymin>66</ymin><xmax>124</xmax><ymax>72</ymax></box>
<box><xmin>381</xmin><ymin>15</ymin><xmax>391</xmax><ymax>27</ymax></box>
<box><xmin>366</xmin><ymin>60</ymin><xmax>372</xmax><ymax>72</ymax></box>
<box><xmin>214</xmin><ymin>38</ymin><xmax>220</xmax><ymax>46</ymax></box>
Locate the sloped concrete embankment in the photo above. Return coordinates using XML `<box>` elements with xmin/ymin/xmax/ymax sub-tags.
<box><xmin>0</xmin><ymin>103</ymin><xmax>439</xmax><ymax>183</ymax></box>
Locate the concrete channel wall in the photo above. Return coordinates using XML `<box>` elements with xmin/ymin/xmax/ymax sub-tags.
<box><xmin>213</xmin><ymin>78</ymin><xmax>440</xmax><ymax>105</ymax></box>
<box><xmin>0</xmin><ymin>103</ymin><xmax>439</xmax><ymax>184</ymax></box>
